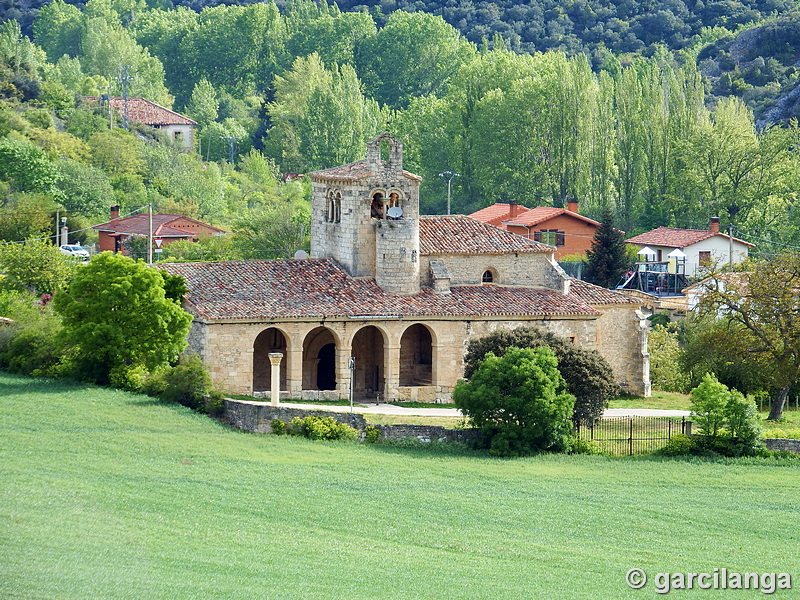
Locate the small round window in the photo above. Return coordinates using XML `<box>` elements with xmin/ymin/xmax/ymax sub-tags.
<box><xmin>482</xmin><ymin>270</ymin><xmax>494</xmax><ymax>284</ymax></box>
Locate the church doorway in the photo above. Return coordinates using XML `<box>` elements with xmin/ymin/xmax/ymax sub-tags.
<box><xmin>303</xmin><ymin>327</ymin><xmax>338</xmax><ymax>391</ymax></box>
<box><xmin>253</xmin><ymin>327</ymin><xmax>287</xmax><ymax>392</ymax></box>
<box><xmin>351</xmin><ymin>326</ymin><xmax>385</xmax><ymax>400</ymax></box>
<box><xmin>399</xmin><ymin>324</ymin><xmax>434</xmax><ymax>386</ymax></box>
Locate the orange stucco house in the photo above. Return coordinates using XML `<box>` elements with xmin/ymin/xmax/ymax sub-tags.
<box><xmin>470</xmin><ymin>201</ymin><xmax>601</xmax><ymax>259</ymax></box>
<box><xmin>93</xmin><ymin>206</ymin><xmax>225</xmax><ymax>253</ymax></box>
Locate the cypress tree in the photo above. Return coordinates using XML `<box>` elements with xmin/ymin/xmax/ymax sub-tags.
<box><xmin>585</xmin><ymin>207</ymin><xmax>630</xmax><ymax>288</ymax></box>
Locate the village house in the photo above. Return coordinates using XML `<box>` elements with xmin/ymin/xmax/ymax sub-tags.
<box><xmin>84</xmin><ymin>96</ymin><xmax>197</xmax><ymax>149</ymax></box>
<box><xmin>625</xmin><ymin>218</ymin><xmax>754</xmax><ymax>277</ymax></box>
<box><xmin>93</xmin><ymin>206</ymin><xmax>225</xmax><ymax>253</ymax></box>
<box><xmin>162</xmin><ymin>134</ymin><xmax>650</xmax><ymax>402</ymax></box>
<box><xmin>470</xmin><ymin>200</ymin><xmax>601</xmax><ymax>259</ymax></box>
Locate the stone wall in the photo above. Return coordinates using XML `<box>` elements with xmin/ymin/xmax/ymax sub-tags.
<box><xmin>764</xmin><ymin>438</ymin><xmax>800</xmax><ymax>453</ymax></box>
<box><xmin>420</xmin><ymin>252</ymin><xmax>561</xmax><ymax>289</ymax></box>
<box><xmin>223</xmin><ymin>398</ymin><xmax>479</xmax><ymax>443</ymax></box>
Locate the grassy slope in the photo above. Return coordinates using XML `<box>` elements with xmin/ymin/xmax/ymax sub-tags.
<box><xmin>2</xmin><ymin>373</ymin><xmax>799</xmax><ymax>600</ymax></box>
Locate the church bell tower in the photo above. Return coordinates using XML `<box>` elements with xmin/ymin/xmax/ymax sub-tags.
<box><xmin>308</xmin><ymin>133</ymin><xmax>422</xmax><ymax>296</ymax></box>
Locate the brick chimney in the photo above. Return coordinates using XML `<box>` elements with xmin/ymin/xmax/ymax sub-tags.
<box><xmin>710</xmin><ymin>216</ymin><xmax>720</xmax><ymax>233</ymax></box>
<box><xmin>508</xmin><ymin>200</ymin><xmax>518</xmax><ymax>220</ymax></box>
<box><xmin>110</xmin><ymin>205</ymin><xmax>120</xmax><ymax>220</ymax></box>
<box><xmin>567</xmin><ymin>200</ymin><xmax>579</xmax><ymax>214</ymax></box>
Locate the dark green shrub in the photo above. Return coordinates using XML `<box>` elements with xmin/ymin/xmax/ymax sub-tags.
<box><xmin>568</xmin><ymin>436</ymin><xmax>610</xmax><ymax>456</ymax></box>
<box><xmin>463</xmin><ymin>326</ymin><xmax>618</xmax><ymax>421</ymax></box>
<box><xmin>286</xmin><ymin>416</ymin><xmax>359</xmax><ymax>441</ymax></box>
<box><xmin>271</xmin><ymin>419</ymin><xmax>286</xmax><ymax>435</ymax></box>
<box><xmin>455</xmin><ymin>346</ymin><xmax>575</xmax><ymax>456</ymax></box>
<box><xmin>364</xmin><ymin>425</ymin><xmax>381</xmax><ymax>443</ymax></box>
<box><xmin>657</xmin><ymin>434</ymin><xmax>695</xmax><ymax>456</ymax></box>
<box><xmin>141</xmin><ymin>354</ymin><xmax>217</xmax><ymax>413</ymax></box>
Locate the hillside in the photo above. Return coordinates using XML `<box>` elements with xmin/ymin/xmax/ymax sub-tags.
<box><xmin>699</xmin><ymin>11</ymin><xmax>800</xmax><ymax>124</ymax></box>
<box><xmin>2</xmin><ymin>0</ymin><xmax>795</xmax><ymax>58</ymax></box>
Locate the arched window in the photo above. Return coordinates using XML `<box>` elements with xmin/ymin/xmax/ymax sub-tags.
<box><xmin>482</xmin><ymin>270</ymin><xmax>494</xmax><ymax>284</ymax></box>
<box><xmin>371</xmin><ymin>192</ymin><xmax>385</xmax><ymax>219</ymax></box>
<box><xmin>334</xmin><ymin>191</ymin><xmax>342</xmax><ymax>223</ymax></box>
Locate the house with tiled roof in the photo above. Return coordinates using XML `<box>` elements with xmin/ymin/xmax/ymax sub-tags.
<box><xmin>161</xmin><ymin>134</ymin><xmax>650</xmax><ymax>401</ymax></box>
<box><xmin>470</xmin><ymin>200</ymin><xmax>602</xmax><ymax>258</ymax></box>
<box><xmin>626</xmin><ymin>218</ymin><xmax>754</xmax><ymax>277</ymax></box>
<box><xmin>84</xmin><ymin>97</ymin><xmax>197</xmax><ymax>149</ymax></box>
<box><xmin>93</xmin><ymin>206</ymin><xmax>225</xmax><ymax>254</ymax></box>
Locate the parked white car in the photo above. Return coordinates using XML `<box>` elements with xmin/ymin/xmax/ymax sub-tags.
<box><xmin>59</xmin><ymin>245</ymin><xmax>90</xmax><ymax>261</ymax></box>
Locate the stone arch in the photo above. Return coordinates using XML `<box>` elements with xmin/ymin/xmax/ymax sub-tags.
<box><xmin>253</xmin><ymin>327</ymin><xmax>289</xmax><ymax>392</ymax></box>
<box><xmin>370</xmin><ymin>188</ymin><xmax>387</xmax><ymax>219</ymax></box>
<box><xmin>326</xmin><ymin>189</ymin><xmax>342</xmax><ymax>223</ymax></box>
<box><xmin>399</xmin><ymin>323</ymin><xmax>435</xmax><ymax>386</ymax></box>
<box><xmin>482</xmin><ymin>267</ymin><xmax>497</xmax><ymax>284</ymax></box>
<box><xmin>351</xmin><ymin>325</ymin><xmax>386</xmax><ymax>400</ymax></box>
<box><xmin>303</xmin><ymin>327</ymin><xmax>339</xmax><ymax>391</ymax></box>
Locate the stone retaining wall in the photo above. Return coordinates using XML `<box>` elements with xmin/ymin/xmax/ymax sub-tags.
<box><xmin>764</xmin><ymin>438</ymin><xmax>800</xmax><ymax>454</ymax></box>
<box><xmin>223</xmin><ymin>398</ymin><xmax>478</xmax><ymax>443</ymax></box>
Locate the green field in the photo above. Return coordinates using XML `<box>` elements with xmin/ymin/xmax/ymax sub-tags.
<box><xmin>2</xmin><ymin>373</ymin><xmax>800</xmax><ymax>599</ymax></box>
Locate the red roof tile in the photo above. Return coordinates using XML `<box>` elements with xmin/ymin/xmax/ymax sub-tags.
<box><xmin>567</xmin><ymin>279</ymin><xmax>640</xmax><ymax>305</ymax></box>
<box><xmin>420</xmin><ymin>215</ymin><xmax>553</xmax><ymax>254</ymax></box>
<box><xmin>85</xmin><ymin>97</ymin><xmax>196</xmax><ymax>126</ymax></box>
<box><xmin>625</xmin><ymin>226</ymin><xmax>754</xmax><ymax>248</ymax></box>
<box><xmin>309</xmin><ymin>159</ymin><xmax>422</xmax><ymax>182</ymax></box>
<box><xmin>160</xmin><ymin>258</ymin><xmax>599</xmax><ymax>321</ymax></box>
<box><xmin>469</xmin><ymin>203</ymin><xmax>533</xmax><ymax>227</ymax></box>
<box><xmin>505</xmin><ymin>206</ymin><xmax>601</xmax><ymax>227</ymax></box>
<box><xmin>93</xmin><ymin>214</ymin><xmax>225</xmax><ymax>238</ymax></box>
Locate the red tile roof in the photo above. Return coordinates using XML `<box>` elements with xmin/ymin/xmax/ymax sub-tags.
<box><xmin>469</xmin><ymin>203</ymin><xmax>533</xmax><ymax>227</ymax></box>
<box><xmin>419</xmin><ymin>215</ymin><xmax>553</xmax><ymax>254</ymax></box>
<box><xmin>85</xmin><ymin>97</ymin><xmax>196</xmax><ymax>126</ymax></box>
<box><xmin>160</xmin><ymin>258</ymin><xmax>600</xmax><ymax>321</ymax></box>
<box><xmin>93</xmin><ymin>214</ymin><xmax>225</xmax><ymax>238</ymax></box>
<box><xmin>625</xmin><ymin>227</ymin><xmax>755</xmax><ymax>248</ymax></box>
<box><xmin>567</xmin><ymin>279</ymin><xmax>640</xmax><ymax>305</ymax></box>
<box><xmin>309</xmin><ymin>159</ymin><xmax>422</xmax><ymax>182</ymax></box>
<box><xmin>505</xmin><ymin>206</ymin><xmax>601</xmax><ymax>227</ymax></box>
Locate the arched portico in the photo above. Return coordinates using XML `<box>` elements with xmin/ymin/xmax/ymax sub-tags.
<box><xmin>303</xmin><ymin>327</ymin><xmax>338</xmax><ymax>391</ymax></box>
<box><xmin>351</xmin><ymin>325</ymin><xmax>386</xmax><ymax>400</ymax></box>
<box><xmin>253</xmin><ymin>327</ymin><xmax>288</xmax><ymax>392</ymax></box>
<box><xmin>399</xmin><ymin>323</ymin><xmax>434</xmax><ymax>386</ymax></box>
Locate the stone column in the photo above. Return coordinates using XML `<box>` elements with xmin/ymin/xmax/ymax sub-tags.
<box><xmin>268</xmin><ymin>352</ymin><xmax>283</xmax><ymax>406</ymax></box>
<box><xmin>383</xmin><ymin>344</ymin><xmax>401</xmax><ymax>402</ymax></box>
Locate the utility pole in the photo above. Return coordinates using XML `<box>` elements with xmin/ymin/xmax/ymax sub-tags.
<box><xmin>148</xmin><ymin>204</ymin><xmax>153</xmax><ymax>265</ymax></box>
<box><xmin>117</xmin><ymin>66</ymin><xmax>134</xmax><ymax>130</ymax></box>
<box><xmin>437</xmin><ymin>171</ymin><xmax>460</xmax><ymax>215</ymax></box>
<box><xmin>728</xmin><ymin>223</ymin><xmax>734</xmax><ymax>269</ymax></box>
<box><xmin>55</xmin><ymin>210</ymin><xmax>59</xmax><ymax>245</ymax></box>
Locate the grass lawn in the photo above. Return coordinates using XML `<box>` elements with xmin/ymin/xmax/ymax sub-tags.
<box><xmin>3</xmin><ymin>372</ymin><xmax>800</xmax><ymax>599</ymax></box>
<box><xmin>608</xmin><ymin>389</ymin><xmax>692</xmax><ymax>411</ymax></box>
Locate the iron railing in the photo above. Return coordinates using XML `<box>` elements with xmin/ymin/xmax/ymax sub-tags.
<box><xmin>574</xmin><ymin>416</ymin><xmax>692</xmax><ymax>456</ymax></box>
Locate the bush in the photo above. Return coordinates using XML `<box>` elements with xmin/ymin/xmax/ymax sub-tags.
<box><xmin>463</xmin><ymin>326</ymin><xmax>618</xmax><ymax>421</ymax></box>
<box><xmin>271</xmin><ymin>419</ymin><xmax>286</xmax><ymax>435</ymax></box>
<box><xmin>568</xmin><ymin>436</ymin><xmax>610</xmax><ymax>456</ymax></box>
<box><xmin>364</xmin><ymin>425</ymin><xmax>382</xmax><ymax>443</ymax></box>
<box><xmin>690</xmin><ymin>373</ymin><xmax>729</xmax><ymax>437</ymax></box>
<box><xmin>0</xmin><ymin>290</ymin><xmax>67</xmax><ymax>377</ymax></box>
<box><xmin>286</xmin><ymin>416</ymin><xmax>359</xmax><ymax>441</ymax></box>
<box><xmin>657</xmin><ymin>434</ymin><xmax>694</xmax><ymax>456</ymax></box>
<box><xmin>141</xmin><ymin>354</ymin><xmax>217</xmax><ymax>413</ymax></box>
<box><xmin>454</xmin><ymin>346</ymin><xmax>575</xmax><ymax>456</ymax></box>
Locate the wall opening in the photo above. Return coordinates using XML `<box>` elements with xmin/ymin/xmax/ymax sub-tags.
<box><xmin>351</xmin><ymin>325</ymin><xmax>385</xmax><ymax>400</ymax></box>
<box><xmin>303</xmin><ymin>327</ymin><xmax>337</xmax><ymax>391</ymax></box>
<box><xmin>399</xmin><ymin>324</ymin><xmax>433</xmax><ymax>386</ymax></box>
<box><xmin>253</xmin><ymin>327</ymin><xmax>288</xmax><ymax>392</ymax></box>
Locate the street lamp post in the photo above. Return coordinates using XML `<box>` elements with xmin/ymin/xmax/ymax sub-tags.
<box><xmin>437</xmin><ymin>171</ymin><xmax>460</xmax><ymax>215</ymax></box>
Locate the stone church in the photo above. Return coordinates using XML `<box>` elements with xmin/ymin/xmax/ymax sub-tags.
<box><xmin>163</xmin><ymin>133</ymin><xmax>650</xmax><ymax>401</ymax></box>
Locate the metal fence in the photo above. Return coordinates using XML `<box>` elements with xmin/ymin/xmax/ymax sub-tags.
<box><xmin>574</xmin><ymin>416</ymin><xmax>692</xmax><ymax>456</ymax></box>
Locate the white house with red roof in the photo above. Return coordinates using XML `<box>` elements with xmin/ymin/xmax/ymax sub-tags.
<box><xmin>161</xmin><ymin>134</ymin><xmax>650</xmax><ymax>401</ymax></box>
<box><xmin>93</xmin><ymin>206</ymin><xmax>225</xmax><ymax>254</ymax></box>
<box><xmin>626</xmin><ymin>218</ymin><xmax>754</xmax><ymax>277</ymax></box>
<box><xmin>85</xmin><ymin>97</ymin><xmax>197</xmax><ymax>149</ymax></box>
<box><xmin>470</xmin><ymin>200</ymin><xmax>601</xmax><ymax>258</ymax></box>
